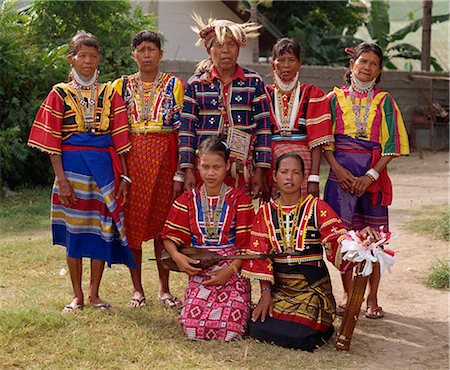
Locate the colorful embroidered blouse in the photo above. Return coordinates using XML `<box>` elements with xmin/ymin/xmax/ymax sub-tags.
<box><xmin>161</xmin><ymin>187</ymin><xmax>254</xmax><ymax>253</ymax></box>
<box><xmin>241</xmin><ymin>195</ymin><xmax>352</xmax><ymax>283</ymax></box>
<box><xmin>28</xmin><ymin>82</ymin><xmax>130</xmax><ymax>155</ymax></box>
<box><xmin>179</xmin><ymin>65</ymin><xmax>272</xmax><ymax>169</ymax></box>
<box><xmin>324</xmin><ymin>86</ymin><xmax>409</xmax><ymax>155</ymax></box>
<box><xmin>112</xmin><ymin>72</ymin><xmax>184</xmax><ymax>134</ymax></box>
<box><xmin>266</xmin><ymin>83</ymin><xmax>334</xmax><ymax>149</ymax></box>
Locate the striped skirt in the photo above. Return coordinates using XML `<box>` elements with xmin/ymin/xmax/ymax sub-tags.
<box><xmin>52</xmin><ymin>133</ymin><xmax>135</xmax><ymax>267</ymax></box>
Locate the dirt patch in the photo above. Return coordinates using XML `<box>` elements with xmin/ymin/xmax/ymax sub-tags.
<box><xmin>328</xmin><ymin>151</ymin><xmax>449</xmax><ymax>369</ymax></box>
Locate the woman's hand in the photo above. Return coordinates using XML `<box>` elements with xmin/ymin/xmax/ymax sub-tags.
<box><xmin>172</xmin><ymin>181</ymin><xmax>184</xmax><ymax>200</ymax></box>
<box><xmin>173</xmin><ymin>252</ymin><xmax>202</xmax><ymax>276</ymax></box>
<box><xmin>353</xmin><ymin>175</ymin><xmax>373</xmax><ymax>197</ymax></box>
<box><xmin>57</xmin><ymin>178</ymin><xmax>77</xmax><ymax>207</ymax></box>
<box><xmin>251</xmin><ymin>290</ymin><xmax>273</xmax><ymax>322</ymax></box>
<box><xmin>307</xmin><ymin>182</ymin><xmax>320</xmax><ymax>197</ymax></box>
<box><xmin>359</xmin><ymin>226</ymin><xmax>382</xmax><ymax>242</ymax></box>
<box><xmin>252</xmin><ymin>167</ymin><xmax>270</xmax><ymax>201</ymax></box>
<box><xmin>184</xmin><ymin>168</ymin><xmax>196</xmax><ymax>191</ymax></box>
<box><xmin>116</xmin><ymin>181</ymin><xmax>128</xmax><ymax>206</ymax></box>
<box><xmin>203</xmin><ymin>265</ymin><xmax>235</xmax><ymax>286</ymax></box>
<box><xmin>332</xmin><ymin>163</ymin><xmax>356</xmax><ymax>193</ymax></box>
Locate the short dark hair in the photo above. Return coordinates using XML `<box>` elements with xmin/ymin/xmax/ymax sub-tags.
<box><xmin>272</xmin><ymin>37</ymin><xmax>301</xmax><ymax>62</ymax></box>
<box><xmin>69</xmin><ymin>30</ymin><xmax>100</xmax><ymax>56</ymax></box>
<box><xmin>131</xmin><ymin>30</ymin><xmax>161</xmax><ymax>50</ymax></box>
<box><xmin>275</xmin><ymin>153</ymin><xmax>304</xmax><ymax>175</ymax></box>
<box><xmin>344</xmin><ymin>42</ymin><xmax>383</xmax><ymax>84</ymax></box>
<box><xmin>198</xmin><ymin>135</ymin><xmax>231</xmax><ymax>162</ymax></box>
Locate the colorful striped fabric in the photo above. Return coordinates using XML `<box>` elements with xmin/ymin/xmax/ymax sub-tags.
<box><xmin>28</xmin><ymin>82</ymin><xmax>130</xmax><ymax>155</ymax></box>
<box><xmin>325</xmin><ymin>86</ymin><xmax>409</xmax><ymax>155</ymax></box>
<box><xmin>179</xmin><ymin>64</ymin><xmax>271</xmax><ymax>169</ymax></box>
<box><xmin>28</xmin><ymin>82</ymin><xmax>134</xmax><ymax>267</ymax></box>
<box><xmin>51</xmin><ymin>134</ymin><xmax>135</xmax><ymax>267</ymax></box>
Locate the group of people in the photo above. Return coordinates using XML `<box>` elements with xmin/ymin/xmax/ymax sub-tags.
<box><xmin>28</xmin><ymin>15</ymin><xmax>409</xmax><ymax>352</ymax></box>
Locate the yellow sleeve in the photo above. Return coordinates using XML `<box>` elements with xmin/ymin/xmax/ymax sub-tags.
<box><xmin>173</xmin><ymin>78</ymin><xmax>185</xmax><ymax>108</ymax></box>
<box><xmin>111</xmin><ymin>78</ymin><xmax>124</xmax><ymax>97</ymax></box>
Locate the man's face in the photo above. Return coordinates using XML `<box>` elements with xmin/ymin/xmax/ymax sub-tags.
<box><xmin>208</xmin><ymin>35</ymin><xmax>239</xmax><ymax>72</ymax></box>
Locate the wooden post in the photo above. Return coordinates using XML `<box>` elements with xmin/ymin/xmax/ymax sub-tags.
<box><xmin>336</xmin><ymin>262</ymin><xmax>369</xmax><ymax>351</ymax></box>
<box><xmin>421</xmin><ymin>0</ymin><xmax>432</xmax><ymax>71</ymax></box>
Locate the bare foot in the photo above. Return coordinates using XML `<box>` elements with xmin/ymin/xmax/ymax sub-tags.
<box><xmin>89</xmin><ymin>296</ymin><xmax>112</xmax><ymax>311</ymax></box>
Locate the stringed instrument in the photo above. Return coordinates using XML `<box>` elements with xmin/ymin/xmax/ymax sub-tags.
<box><xmin>154</xmin><ymin>247</ymin><xmax>306</xmax><ymax>272</ymax></box>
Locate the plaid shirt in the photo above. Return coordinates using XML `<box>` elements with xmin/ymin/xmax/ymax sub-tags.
<box><xmin>179</xmin><ymin>64</ymin><xmax>271</xmax><ymax>169</ymax></box>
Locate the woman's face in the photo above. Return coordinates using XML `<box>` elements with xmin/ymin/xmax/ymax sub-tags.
<box><xmin>209</xmin><ymin>36</ymin><xmax>240</xmax><ymax>73</ymax></box>
<box><xmin>68</xmin><ymin>45</ymin><xmax>100</xmax><ymax>78</ymax></box>
<box><xmin>273</xmin><ymin>156</ymin><xmax>304</xmax><ymax>197</ymax></box>
<box><xmin>272</xmin><ymin>50</ymin><xmax>301</xmax><ymax>82</ymax></box>
<box><xmin>350</xmin><ymin>51</ymin><xmax>382</xmax><ymax>83</ymax></box>
<box><xmin>198</xmin><ymin>152</ymin><xmax>230</xmax><ymax>193</ymax></box>
<box><xmin>132</xmin><ymin>41</ymin><xmax>163</xmax><ymax>75</ymax></box>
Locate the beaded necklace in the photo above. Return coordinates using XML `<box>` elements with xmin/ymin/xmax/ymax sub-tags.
<box><xmin>277</xmin><ymin>198</ymin><xmax>302</xmax><ymax>252</ymax></box>
<box><xmin>274</xmin><ymin>71</ymin><xmax>299</xmax><ymax>93</ymax></box>
<box><xmin>72</xmin><ymin>70</ymin><xmax>98</xmax><ymax>133</ymax></box>
<box><xmin>136</xmin><ymin>71</ymin><xmax>162</xmax><ymax>123</ymax></box>
<box><xmin>349</xmin><ymin>75</ymin><xmax>376</xmax><ymax>139</ymax></box>
<box><xmin>200</xmin><ymin>183</ymin><xmax>228</xmax><ymax>239</ymax></box>
<box><xmin>274</xmin><ymin>81</ymin><xmax>301</xmax><ymax>133</ymax></box>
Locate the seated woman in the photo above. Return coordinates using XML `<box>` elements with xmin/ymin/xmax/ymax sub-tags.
<box><xmin>241</xmin><ymin>153</ymin><xmax>379</xmax><ymax>351</ymax></box>
<box><xmin>161</xmin><ymin>136</ymin><xmax>254</xmax><ymax>341</ymax></box>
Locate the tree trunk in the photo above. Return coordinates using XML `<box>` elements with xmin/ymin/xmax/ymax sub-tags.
<box><xmin>250</xmin><ymin>2</ymin><xmax>259</xmax><ymax>64</ymax></box>
<box><xmin>421</xmin><ymin>0</ymin><xmax>432</xmax><ymax>71</ymax></box>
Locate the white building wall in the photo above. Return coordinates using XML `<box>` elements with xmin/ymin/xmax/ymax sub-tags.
<box><xmin>136</xmin><ymin>0</ymin><xmax>254</xmax><ymax>64</ymax></box>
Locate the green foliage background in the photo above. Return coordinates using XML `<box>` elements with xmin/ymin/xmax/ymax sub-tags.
<box><xmin>0</xmin><ymin>0</ymin><xmax>157</xmax><ymax>189</ymax></box>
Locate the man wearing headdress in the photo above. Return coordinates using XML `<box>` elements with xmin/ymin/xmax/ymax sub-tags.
<box><xmin>177</xmin><ymin>15</ymin><xmax>272</xmax><ymax>198</ymax></box>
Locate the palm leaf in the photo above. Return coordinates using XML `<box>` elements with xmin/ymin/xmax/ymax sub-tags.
<box><xmin>366</xmin><ymin>0</ymin><xmax>390</xmax><ymax>49</ymax></box>
<box><xmin>390</xmin><ymin>13</ymin><xmax>449</xmax><ymax>42</ymax></box>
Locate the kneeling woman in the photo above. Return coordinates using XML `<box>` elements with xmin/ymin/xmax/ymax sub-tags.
<box><xmin>241</xmin><ymin>153</ymin><xmax>377</xmax><ymax>351</ymax></box>
<box><xmin>162</xmin><ymin>136</ymin><xmax>254</xmax><ymax>341</ymax></box>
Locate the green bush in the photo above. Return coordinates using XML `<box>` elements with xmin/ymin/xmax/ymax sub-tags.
<box><xmin>427</xmin><ymin>259</ymin><xmax>450</xmax><ymax>290</ymax></box>
<box><xmin>0</xmin><ymin>0</ymin><xmax>157</xmax><ymax>189</ymax></box>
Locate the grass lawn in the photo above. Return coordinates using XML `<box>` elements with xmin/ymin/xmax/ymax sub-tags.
<box><xmin>0</xmin><ymin>187</ymin><xmax>358</xmax><ymax>369</ymax></box>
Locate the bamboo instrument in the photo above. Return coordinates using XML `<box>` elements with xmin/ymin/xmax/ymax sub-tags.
<box><xmin>335</xmin><ymin>261</ymin><xmax>369</xmax><ymax>351</ymax></box>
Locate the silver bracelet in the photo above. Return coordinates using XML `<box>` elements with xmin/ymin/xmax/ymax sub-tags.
<box><xmin>307</xmin><ymin>174</ymin><xmax>320</xmax><ymax>183</ymax></box>
<box><xmin>120</xmin><ymin>174</ymin><xmax>132</xmax><ymax>184</ymax></box>
<box><xmin>365</xmin><ymin>168</ymin><xmax>379</xmax><ymax>181</ymax></box>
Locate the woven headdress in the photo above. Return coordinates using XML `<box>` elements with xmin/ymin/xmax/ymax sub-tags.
<box><xmin>191</xmin><ymin>12</ymin><xmax>261</xmax><ymax>49</ymax></box>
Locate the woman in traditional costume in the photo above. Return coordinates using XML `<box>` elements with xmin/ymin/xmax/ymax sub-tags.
<box><xmin>161</xmin><ymin>136</ymin><xmax>254</xmax><ymax>341</ymax></box>
<box><xmin>112</xmin><ymin>31</ymin><xmax>184</xmax><ymax>308</ymax></box>
<box><xmin>266</xmin><ymin>38</ymin><xmax>333</xmax><ymax>198</ymax></box>
<box><xmin>241</xmin><ymin>153</ymin><xmax>379</xmax><ymax>351</ymax></box>
<box><xmin>28</xmin><ymin>31</ymin><xmax>135</xmax><ymax>312</ymax></box>
<box><xmin>323</xmin><ymin>42</ymin><xmax>409</xmax><ymax>319</ymax></box>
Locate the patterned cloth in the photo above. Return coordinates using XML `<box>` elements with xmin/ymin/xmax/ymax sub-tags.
<box><xmin>266</xmin><ymin>83</ymin><xmax>333</xmax><ymax>198</ymax></box>
<box><xmin>324</xmin><ymin>86</ymin><xmax>410</xmax><ymax>230</ymax></box>
<box><xmin>161</xmin><ymin>187</ymin><xmax>254</xmax><ymax>341</ymax></box>
<box><xmin>241</xmin><ymin>195</ymin><xmax>352</xmax><ymax>351</ymax></box>
<box><xmin>179</xmin><ymin>64</ymin><xmax>271</xmax><ymax>169</ymax></box>
<box><xmin>112</xmin><ymin>73</ymin><xmax>184</xmax><ymax>249</ymax></box>
<box><xmin>28</xmin><ymin>84</ymin><xmax>134</xmax><ymax>267</ymax></box>
<box><xmin>324</xmin><ymin>87</ymin><xmax>409</xmax><ymax>155</ymax></box>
